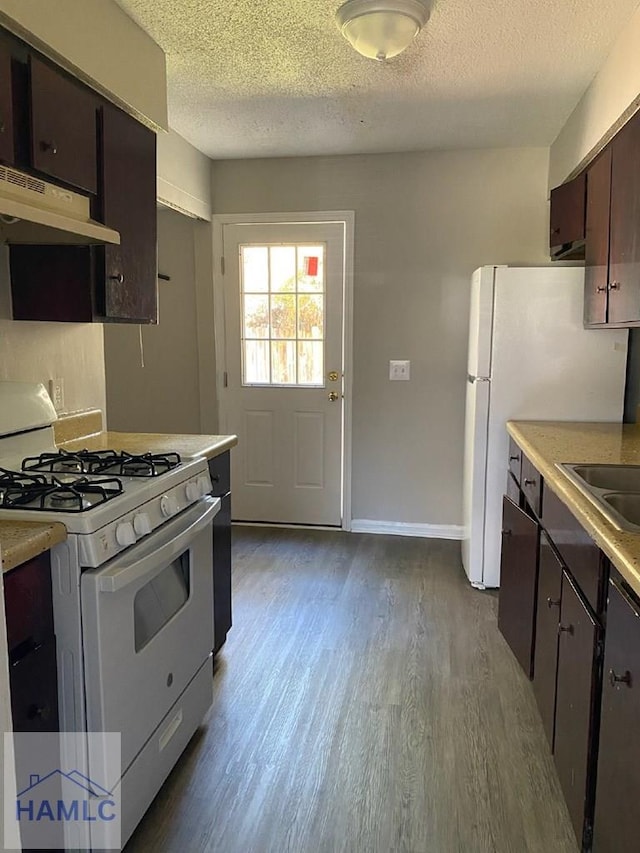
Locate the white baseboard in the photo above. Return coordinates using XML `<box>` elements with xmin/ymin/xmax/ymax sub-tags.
<box><xmin>350</xmin><ymin>519</ymin><xmax>464</xmax><ymax>540</ymax></box>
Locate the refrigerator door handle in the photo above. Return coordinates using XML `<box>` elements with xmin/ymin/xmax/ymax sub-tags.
<box><xmin>467</xmin><ymin>374</ymin><xmax>490</xmax><ymax>384</ymax></box>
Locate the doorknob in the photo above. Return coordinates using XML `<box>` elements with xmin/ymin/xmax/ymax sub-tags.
<box><xmin>328</xmin><ymin>391</ymin><xmax>340</xmax><ymax>402</ymax></box>
<box><xmin>328</xmin><ymin>371</ymin><xmax>340</xmax><ymax>382</ymax></box>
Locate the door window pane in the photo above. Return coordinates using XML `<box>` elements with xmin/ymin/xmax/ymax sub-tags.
<box><xmin>271</xmin><ymin>341</ymin><xmax>296</xmax><ymax>384</ymax></box>
<box><xmin>240</xmin><ymin>243</ymin><xmax>326</xmax><ymax>387</ymax></box>
<box><xmin>242</xmin><ymin>246</ymin><xmax>269</xmax><ymax>292</ymax></box>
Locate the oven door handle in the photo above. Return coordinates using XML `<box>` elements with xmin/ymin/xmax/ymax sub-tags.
<box><xmin>97</xmin><ymin>497</ymin><xmax>220</xmax><ymax>593</ymax></box>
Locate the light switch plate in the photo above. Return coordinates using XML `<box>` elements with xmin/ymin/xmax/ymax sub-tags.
<box><xmin>389</xmin><ymin>360</ymin><xmax>410</xmax><ymax>381</ymax></box>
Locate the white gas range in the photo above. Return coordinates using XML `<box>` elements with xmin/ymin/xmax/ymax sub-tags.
<box><xmin>0</xmin><ymin>382</ymin><xmax>219</xmax><ymax>851</ymax></box>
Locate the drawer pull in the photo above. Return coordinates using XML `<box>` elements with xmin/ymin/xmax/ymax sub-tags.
<box><xmin>546</xmin><ymin>597</ymin><xmax>561</xmax><ymax>609</ymax></box>
<box><xmin>524</xmin><ymin>478</ymin><xmax>536</xmax><ymax>487</ymax></box>
<box><xmin>109</xmin><ymin>273</ymin><xmax>125</xmax><ymax>285</ymax></box>
<box><xmin>558</xmin><ymin>623</ymin><xmax>574</xmax><ymax>636</ymax></box>
<box><xmin>609</xmin><ymin>669</ymin><xmax>632</xmax><ymax>688</ymax></box>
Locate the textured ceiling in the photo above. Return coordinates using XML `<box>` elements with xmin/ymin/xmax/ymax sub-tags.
<box><xmin>116</xmin><ymin>0</ymin><xmax>640</xmax><ymax>160</ymax></box>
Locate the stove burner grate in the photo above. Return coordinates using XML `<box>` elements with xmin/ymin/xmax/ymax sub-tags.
<box><xmin>22</xmin><ymin>449</ymin><xmax>182</xmax><ymax>477</ymax></box>
<box><xmin>1</xmin><ymin>475</ymin><xmax>124</xmax><ymax>513</ymax></box>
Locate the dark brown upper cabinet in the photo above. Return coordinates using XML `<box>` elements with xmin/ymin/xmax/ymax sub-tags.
<box><xmin>593</xmin><ymin>578</ymin><xmax>640</xmax><ymax>853</ymax></box>
<box><xmin>608</xmin><ymin>110</ymin><xmax>640</xmax><ymax>325</ymax></box>
<box><xmin>549</xmin><ymin>172</ymin><xmax>586</xmax><ymax>259</ymax></box>
<box><xmin>0</xmin><ymin>42</ymin><xmax>14</xmax><ymax>165</ymax></box>
<box><xmin>28</xmin><ymin>55</ymin><xmax>98</xmax><ymax>195</ymax></box>
<box><xmin>97</xmin><ymin>104</ymin><xmax>157</xmax><ymax>323</ymax></box>
<box><xmin>584</xmin><ymin>110</ymin><xmax>640</xmax><ymax>328</ymax></box>
<box><xmin>584</xmin><ymin>148</ymin><xmax>612</xmax><ymax>326</ymax></box>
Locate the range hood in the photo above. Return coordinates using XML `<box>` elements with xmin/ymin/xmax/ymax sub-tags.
<box><xmin>0</xmin><ymin>165</ymin><xmax>120</xmax><ymax>245</ymax></box>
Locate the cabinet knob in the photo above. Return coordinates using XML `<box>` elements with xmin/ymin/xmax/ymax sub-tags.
<box><xmin>109</xmin><ymin>273</ymin><xmax>125</xmax><ymax>285</ymax></box>
<box><xmin>40</xmin><ymin>140</ymin><xmax>57</xmax><ymax>155</ymax></box>
<box><xmin>27</xmin><ymin>702</ymin><xmax>51</xmax><ymax>721</ymax></box>
<box><xmin>608</xmin><ymin>668</ymin><xmax>632</xmax><ymax>688</ymax></box>
<box><xmin>546</xmin><ymin>597</ymin><xmax>561</xmax><ymax>609</ymax></box>
<box><xmin>551</xmin><ymin>227</ymin><xmax>560</xmax><ymax>235</ymax></box>
<box><xmin>524</xmin><ymin>478</ymin><xmax>536</xmax><ymax>486</ymax></box>
<box><xmin>596</xmin><ymin>286</ymin><xmax>607</xmax><ymax>293</ymax></box>
<box><xmin>609</xmin><ymin>281</ymin><xmax>621</xmax><ymax>291</ymax></box>
<box><xmin>509</xmin><ymin>454</ymin><xmax>520</xmax><ymax>462</ymax></box>
<box><xmin>558</xmin><ymin>623</ymin><xmax>574</xmax><ymax>636</ymax></box>
<box><xmin>501</xmin><ymin>528</ymin><xmax>512</xmax><ymax>537</ymax></box>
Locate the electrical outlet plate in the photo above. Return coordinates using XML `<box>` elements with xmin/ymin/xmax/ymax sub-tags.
<box><xmin>389</xmin><ymin>360</ymin><xmax>410</xmax><ymax>381</ymax></box>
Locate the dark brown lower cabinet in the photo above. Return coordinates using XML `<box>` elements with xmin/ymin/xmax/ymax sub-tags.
<box><xmin>554</xmin><ymin>572</ymin><xmax>601</xmax><ymax>849</ymax></box>
<box><xmin>532</xmin><ymin>533</ymin><xmax>562</xmax><ymax>749</ymax></box>
<box><xmin>213</xmin><ymin>493</ymin><xmax>232</xmax><ymax>654</ymax></box>
<box><xmin>497</xmin><ymin>496</ymin><xmax>539</xmax><ymax>677</ymax></box>
<box><xmin>593</xmin><ymin>579</ymin><xmax>640</xmax><ymax>852</ymax></box>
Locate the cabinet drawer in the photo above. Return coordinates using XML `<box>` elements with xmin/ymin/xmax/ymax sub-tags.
<box><xmin>10</xmin><ymin>638</ymin><xmax>59</xmax><ymax>733</ymax></box>
<box><xmin>521</xmin><ymin>454</ymin><xmax>542</xmax><ymax>517</ymax></box>
<box><xmin>208</xmin><ymin>452</ymin><xmax>230</xmax><ymax>497</ymax></box>
<box><xmin>3</xmin><ymin>553</ymin><xmax>54</xmax><ymax>658</ymax></box>
<box><xmin>541</xmin><ymin>488</ymin><xmax>606</xmax><ymax>614</ymax></box>
<box><xmin>508</xmin><ymin>438</ymin><xmax>522</xmax><ymax>485</ymax></box>
<box><xmin>29</xmin><ymin>55</ymin><xmax>98</xmax><ymax>194</ymax></box>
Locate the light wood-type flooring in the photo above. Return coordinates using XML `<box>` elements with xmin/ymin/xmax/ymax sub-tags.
<box><xmin>125</xmin><ymin>528</ymin><xmax>578</xmax><ymax>853</ymax></box>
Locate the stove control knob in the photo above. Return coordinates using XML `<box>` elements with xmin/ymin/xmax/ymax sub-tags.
<box><xmin>133</xmin><ymin>513</ymin><xmax>152</xmax><ymax>537</ymax></box>
<box><xmin>186</xmin><ymin>481</ymin><xmax>200</xmax><ymax>502</ymax></box>
<box><xmin>197</xmin><ymin>475</ymin><xmax>211</xmax><ymax>496</ymax></box>
<box><xmin>115</xmin><ymin>521</ymin><xmax>136</xmax><ymax>547</ymax></box>
<box><xmin>160</xmin><ymin>494</ymin><xmax>178</xmax><ymax>518</ymax></box>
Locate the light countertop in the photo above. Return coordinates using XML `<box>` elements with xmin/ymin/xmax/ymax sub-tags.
<box><xmin>60</xmin><ymin>431</ymin><xmax>237</xmax><ymax>461</ymax></box>
<box><xmin>507</xmin><ymin>421</ymin><xmax>640</xmax><ymax>599</ymax></box>
<box><xmin>0</xmin><ymin>521</ymin><xmax>67</xmax><ymax>574</ymax></box>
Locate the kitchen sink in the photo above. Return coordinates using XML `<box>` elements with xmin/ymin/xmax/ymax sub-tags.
<box><xmin>558</xmin><ymin>464</ymin><xmax>640</xmax><ymax>533</ymax></box>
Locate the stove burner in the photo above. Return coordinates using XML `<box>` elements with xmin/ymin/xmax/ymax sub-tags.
<box><xmin>22</xmin><ymin>449</ymin><xmax>182</xmax><ymax>477</ymax></box>
<box><xmin>1</xmin><ymin>475</ymin><xmax>124</xmax><ymax>513</ymax></box>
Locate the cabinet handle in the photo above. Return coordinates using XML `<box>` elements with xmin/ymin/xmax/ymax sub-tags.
<box><xmin>546</xmin><ymin>597</ymin><xmax>561</xmax><ymax>609</ymax></box>
<box><xmin>608</xmin><ymin>669</ymin><xmax>632</xmax><ymax>688</ymax></box>
<box><xmin>558</xmin><ymin>623</ymin><xmax>574</xmax><ymax>636</ymax></box>
<box><xmin>40</xmin><ymin>140</ymin><xmax>58</xmax><ymax>155</ymax></box>
<box><xmin>27</xmin><ymin>702</ymin><xmax>51</xmax><ymax>721</ymax></box>
<box><xmin>609</xmin><ymin>281</ymin><xmax>621</xmax><ymax>291</ymax></box>
<box><xmin>524</xmin><ymin>478</ymin><xmax>536</xmax><ymax>486</ymax></box>
<box><xmin>509</xmin><ymin>454</ymin><xmax>520</xmax><ymax>462</ymax></box>
<box><xmin>596</xmin><ymin>286</ymin><xmax>607</xmax><ymax>293</ymax></box>
<box><xmin>109</xmin><ymin>273</ymin><xmax>125</xmax><ymax>285</ymax></box>
<box><xmin>501</xmin><ymin>528</ymin><xmax>512</xmax><ymax>538</ymax></box>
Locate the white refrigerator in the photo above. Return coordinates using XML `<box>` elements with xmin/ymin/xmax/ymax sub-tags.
<box><xmin>462</xmin><ymin>265</ymin><xmax>628</xmax><ymax>589</ymax></box>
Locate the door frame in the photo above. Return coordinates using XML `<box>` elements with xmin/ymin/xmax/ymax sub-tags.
<box><xmin>210</xmin><ymin>211</ymin><xmax>355</xmax><ymax>532</ymax></box>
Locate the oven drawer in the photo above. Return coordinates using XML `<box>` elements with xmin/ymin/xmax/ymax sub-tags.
<box><xmin>81</xmin><ymin>497</ymin><xmax>218</xmax><ymax>774</ymax></box>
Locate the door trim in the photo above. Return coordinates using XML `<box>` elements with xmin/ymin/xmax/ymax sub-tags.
<box><xmin>210</xmin><ymin>211</ymin><xmax>355</xmax><ymax>532</ymax></box>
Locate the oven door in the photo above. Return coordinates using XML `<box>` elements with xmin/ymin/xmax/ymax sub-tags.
<box><xmin>81</xmin><ymin>496</ymin><xmax>219</xmax><ymax>778</ymax></box>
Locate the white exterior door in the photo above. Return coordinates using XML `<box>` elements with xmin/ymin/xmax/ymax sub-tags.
<box><xmin>220</xmin><ymin>221</ymin><xmax>346</xmax><ymax>526</ymax></box>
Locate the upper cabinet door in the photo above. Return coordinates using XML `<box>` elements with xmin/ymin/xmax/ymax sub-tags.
<box><xmin>609</xmin><ymin>111</ymin><xmax>640</xmax><ymax>325</ymax></box>
<box><xmin>0</xmin><ymin>44</ymin><xmax>14</xmax><ymax>165</ymax></box>
<box><xmin>584</xmin><ymin>148</ymin><xmax>612</xmax><ymax>326</ymax></box>
<box><xmin>549</xmin><ymin>173</ymin><xmax>586</xmax><ymax>253</ymax></box>
<box><xmin>29</xmin><ymin>55</ymin><xmax>97</xmax><ymax>194</ymax></box>
<box><xmin>99</xmin><ymin>105</ymin><xmax>157</xmax><ymax>323</ymax></box>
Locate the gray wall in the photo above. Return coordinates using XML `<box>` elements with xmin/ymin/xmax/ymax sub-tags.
<box><xmin>104</xmin><ymin>208</ymin><xmax>203</xmax><ymax>433</ymax></box>
<box><xmin>212</xmin><ymin>148</ymin><xmax>551</xmax><ymax>526</ymax></box>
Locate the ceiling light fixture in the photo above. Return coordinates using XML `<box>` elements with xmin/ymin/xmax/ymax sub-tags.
<box><xmin>335</xmin><ymin>0</ymin><xmax>431</xmax><ymax>62</ymax></box>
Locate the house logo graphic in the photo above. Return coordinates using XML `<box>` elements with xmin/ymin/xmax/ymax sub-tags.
<box><xmin>5</xmin><ymin>731</ymin><xmax>121</xmax><ymax>850</ymax></box>
<box><xmin>16</xmin><ymin>768</ymin><xmax>117</xmax><ymax>823</ymax></box>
